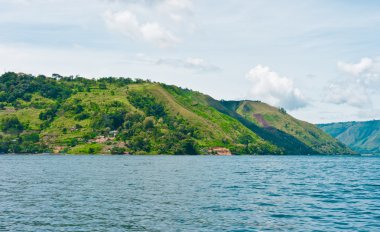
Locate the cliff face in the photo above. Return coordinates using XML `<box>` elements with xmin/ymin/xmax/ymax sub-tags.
<box><xmin>318</xmin><ymin>120</ymin><xmax>380</xmax><ymax>154</ymax></box>
<box><xmin>0</xmin><ymin>72</ymin><xmax>353</xmax><ymax>155</ymax></box>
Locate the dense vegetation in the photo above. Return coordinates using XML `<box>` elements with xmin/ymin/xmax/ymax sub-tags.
<box><xmin>0</xmin><ymin>72</ymin><xmax>353</xmax><ymax>155</ymax></box>
<box><xmin>318</xmin><ymin>120</ymin><xmax>380</xmax><ymax>154</ymax></box>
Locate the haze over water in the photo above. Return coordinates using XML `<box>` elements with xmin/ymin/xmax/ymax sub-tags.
<box><xmin>0</xmin><ymin>155</ymin><xmax>379</xmax><ymax>231</ymax></box>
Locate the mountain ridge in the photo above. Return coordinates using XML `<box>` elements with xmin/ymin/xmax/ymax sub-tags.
<box><xmin>0</xmin><ymin>72</ymin><xmax>354</xmax><ymax>155</ymax></box>
<box><xmin>318</xmin><ymin>120</ymin><xmax>380</xmax><ymax>154</ymax></box>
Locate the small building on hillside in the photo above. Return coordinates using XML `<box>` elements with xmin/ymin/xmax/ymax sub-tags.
<box><xmin>53</xmin><ymin>146</ymin><xmax>65</xmax><ymax>154</ymax></box>
<box><xmin>208</xmin><ymin>147</ymin><xmax>232</xmax><ymax>156</ymax></box>
<box><xmin>109</xmin><ymin>130</ymin><xmax>118</xmax><ymax>137</ymax></box>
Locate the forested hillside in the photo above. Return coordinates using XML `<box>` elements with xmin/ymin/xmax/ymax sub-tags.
<box><xmin>0</xmin><ymin>72</ymin><xmax>353</xmax><ymax>155</ymax></box>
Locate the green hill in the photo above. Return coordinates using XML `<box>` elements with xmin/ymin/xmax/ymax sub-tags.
<box><xmin>220</xmin><ymin>100</ymin><xmax>353</xmax><ymax>155</ymax></box>
<box><xmin>0</xmin><ymin>72</ymin><xmax>353</xmax><ymax>155</ymax></box>
<box><xmin>318</xmin><ymin>120</ymin><xmax>380</xmax><ymax>154</ymax></box>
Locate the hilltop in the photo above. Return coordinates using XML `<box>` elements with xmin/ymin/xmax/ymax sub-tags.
<box><xmin>318</xmin><ymin>120</ymin><xmax>380</xmax><ymax>154</ymax></box>
<box><xmin>0</xmin><ymin>72</ymin><xmax>354</xmax><ymax>155</ymax></box>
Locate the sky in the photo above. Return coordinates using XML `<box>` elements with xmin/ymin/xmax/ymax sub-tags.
<box><xmin>1</xmin><ymin>0</ymin><xmax>380</xmax><ymax>123</ymax></box>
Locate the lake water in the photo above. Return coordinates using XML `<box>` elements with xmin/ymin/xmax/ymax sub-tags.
<box><xmin>0</xmin><ymin>155</ymin><xmax>379</xmax><ymax>231</ymax></box>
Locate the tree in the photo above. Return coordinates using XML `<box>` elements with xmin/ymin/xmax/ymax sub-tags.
<box><xmin>143</xmin><ymin>117</ymin><xmax>155</xmax><ymax>129</ymax></box>
<box><xmin>130</xmin><ymin>135</ymin><xmax>151</xmax><ymax>153</ymax></box>
<box><xmin>0</xmin><ymin>116</ymin><xmax>24</xmax><ymax>134</ymax></box>
<box><xmin>99</xmin><ymin>82</ymin><xmax>107</xmax><ymax>90</ymax></box>
<box><xmin>110</xmin><ymin>147</ymin><xmax>126</xmax><ymax>154</ymax></box>
<box><xmin>238</xmin><ymin>134</ymin><xmax>254</xmax><ymax>152</ymax></box>
<box><xmin>238</xmin><ymin>134</ymin><xmax>253</xmax><ymax>146</ymax></box>
<box><xmin>39</xmin><ymin>106</ymin><xmax>58</xmax><ymax>121</ymax></box>
<box><xmin>175</xmin><ymin>139</ymin><xmax>199</xmax><ymax>155</ymax></box>
<box><xmin>279</xmin><ymin>107</ymin><xmax>287</xmax><ymax>114</ymax></box>
<box><xmin>91</xmin><ymin>110</ymin><xmax>126</xmax><ymax>130</ymax></box>
<box><xmin>21</xmin><ymin>133</ymin><xmax>40</xmax><ymax>143</ymax></box>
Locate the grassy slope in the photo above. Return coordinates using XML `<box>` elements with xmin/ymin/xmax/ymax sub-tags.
<box><xmin>1</xmin><ymin>82</ymin><xmax>282</xmax><ymax>154</ymax></box>
<box><xmin>221</xmin><ymin>100</ymin><xmax>353</xmax><ymax>154</ymax></box>
<box><xmin>42</xmin><ymin>85</ymin><xmax>133</xmax><ymax>143</ymax></box>
<box><xmin>160</xmin><ymin>84</ymin><xmax>280</xmax><ymax>153</ymax></box>
<box><xmin>60</xmin><ymin>83</ymin><xmax>281</xmax><ymax>154</ymax></box>
<box><xmin>318</xmin><ymin>120</ymin><xmax>380</xmax><ymax>154</ymax></box>
<box><xmin>0</xmin><ymin>73</ymin><xmax>354</xmax><ymax>155</ymax></box>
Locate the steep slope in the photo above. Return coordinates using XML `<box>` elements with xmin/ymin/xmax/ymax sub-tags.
<box><xmin>318</xmin><ymin>120</ymin><xmax>380</xmax><ymax>154</ymax></box>
<box><xmin>165</xmin><ymin>91</ymin><xmax>314</xmax><ymax>155</ymax></box>
<box><xmin>125</xmin><ymin>83</ymin><xmax>281</xmax><ymax>154</ymax></box>
<box><xmin>220</xmin><ymin>100</ymin><xmax>354</xmax><ymax>155</ymax></box>
<box><xmin>0</xmin><ymin>72</ymin><xmax>353</xmax><ymax>155</ymax></box>
<box><xmin>0</xmin><ymin>72</ymin><xmax>280</xmax><ymax>154</ymax></box>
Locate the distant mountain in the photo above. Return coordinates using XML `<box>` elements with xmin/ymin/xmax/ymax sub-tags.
<box><xmin>0</xmin><ymin>72</ymin><xmax>354</xmax><ymax>155</ymax></box>
<box><xmin>318</xmin><ymin>120</ymin><xmax>380</xmax><ymax>154</ymax></box>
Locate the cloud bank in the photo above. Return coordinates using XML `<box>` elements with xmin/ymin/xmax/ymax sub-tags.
<box><xmin>325</xmin><ymin>83</ymin><xmax>371</xmax><ymax>108</ymax></box>
<box><xmin>337</xmin><ymin>57</ymin><xmax>373</xmax><ymax>76</ymax></box>
<box><xmin>246</xmin><ymin>65</ymin><xmax>307</xmax><ymax>110</ymax></box>
<box><xmin>104</xmin><ymin>0</ymin><xmax>193</xmax><ymax>47</ymax></box>
<box><xmin>136</xmin><ymin>53</ymin><xmax>220</xmax><ymax>73</ymax></box>
<box><xmin>325</xmin><ymin>57</ymin><xmax>380</xmax><ymax>108</ymax></box>
<box><xmin>156</xmin><ymin>57</ymin><xmax>221</xmax><ymax>72</ymax></box>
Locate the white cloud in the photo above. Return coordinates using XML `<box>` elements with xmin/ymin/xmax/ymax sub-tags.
<box><xmin>104</xmin><ymin>10</ymin><xmax>180</xmax><ymax>47</ymax></box>
<box><xmin>104</xmin><ymin>10</ymin><xmax>140</xmax><ymax>38</ymax></box>
<box><xmin>325</xmin><ymin>57</ymin><xmax>380</xmax><ymax>108</ymax></box>
<box><xmin>337</xmin><ymin>57</ymin><xmax>373</xmax><ymax>76</ymax></box>
<box><xmin>137</xmin><ymin>54</ymin><xmax>220</xmax><ymax>73</ymax></box>
<box><xmin>140</xmin><ymin>22</ymin><xmax>180</xmax><ymax>47</ymax></box>
<box><xmin>324</xmin><ymin>83</ymin><xmax>371</xmax><ymax>108</ymax></box>
<box><xmin>158</xmin><ymin>57</ymin><xmax>220</xmax><ymax>72</ymax></box>
<box><xmin>104</xmin><ymin>0</ymin><xmax>193</xmax><ymax>47</ymax></box>
<box><xmin>246</xmin><ymin>65</ymin><xmax>307</xmax><ymax>110</ymax></box>
<box><xmin>163</xmin><ymin>0</ymin><xmax>193</xmax><ymax>10</ymax></box>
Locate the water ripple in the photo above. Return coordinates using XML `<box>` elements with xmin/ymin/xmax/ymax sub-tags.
<box><xmin>0</xmin><ymin>155</ymin><xmax>379</xmax><ymax>231</ymax></box>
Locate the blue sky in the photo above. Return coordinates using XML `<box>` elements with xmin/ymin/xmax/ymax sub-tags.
<box><xmin>1</xmin><ymin>0</ymin><xmax>380</xmax><ymax>123</ymax></box>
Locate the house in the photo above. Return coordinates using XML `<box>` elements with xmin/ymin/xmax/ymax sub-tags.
<box><xmin>53</xmin><ymin>146</ymin><xmax>65</xmax><ymax>154</ymax></box>
<box><xmin>208</xmin><ymin>147</ymin><xmax>232</xmax><ymax>155</ymax></box>
<box><xmin>109</xmin><ymin>130</ymin><xmax>118</xmax><ymax>137</ymax></box>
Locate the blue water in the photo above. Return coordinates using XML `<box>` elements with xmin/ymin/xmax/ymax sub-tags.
<box><xmin>0</xmin><ymin>155</ymin><xmax>379</xmax><ymax>231</ymax></box>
